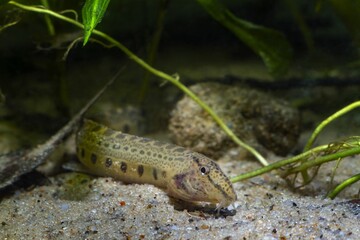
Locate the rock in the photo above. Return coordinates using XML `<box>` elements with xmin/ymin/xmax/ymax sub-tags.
<box><xmin>89</xmin><ymin>103</ymin><xmax>145</xmax><ymax>135</ymax></box>
<box><xmin>169</xmin><ymin>82</ymin><xmax>300</xmax><ymax>159</ymax></box>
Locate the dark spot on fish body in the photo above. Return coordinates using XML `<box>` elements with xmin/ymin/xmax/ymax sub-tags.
<box><xmin>138</xmin><ymin>165</ymin><xmax>144</xmax><ymax>177</ymax></box>
<box><xmin>120</xmin><ymin>162</ymin><xmax>127</xmax><ymax>173</ymax></box>
<box><xmin>157</xmin><ymin>154</ymin><xmax>162</xmax><ymax>159</ymax></box>
<box><xmin>161</xmin><ymin>171</ymin><xmax>167</xmax><ymax>179</ymax></box>
<box><xmin>91</xmin><ymin>153</ymin><xmax>97</xmax><ymax>164</ymax></box>
<box><xmin>139</xmin><ymin>150</ymin><xmax>145</xmax><ymax>155</ymax></box>
<box><xmin>174</xmin><ymin>147</ymin><xmax>186</xmax><ymax>153</ymax></box>
<box><xmin>105</xmin><ymin>158</ymin><xmax>112</xmax><ymax>167</ymax></box>
<box><xmin>131</xmin><ymin>148</ymin><xmax>137</xmax><ymax>153</ymax></box>
<box><xmin>191</xmin><ymin>155</ymin><xmax>200</xmax><ymax>164</ymax></box>
<box><xmin>104</xmin><ymin>143</ymin><xmax>110</xmax><ymax>148</ymax></box>
<box><xmin>152</xmin><ymin>168</ymin><xmax>158</xmax><ymax>180</ymax></box>
<box><xmin>124</xmin><ymin>146</ymin><xmax>129</xmax><ymax>151</ymax></box>
<box><xmin>147</xmin><ymin>151</ymin><xmax>151</xmax><ymax>156</ymax></box>
<box><xmin>214</xmin><ymin>169</ymin><xmax>220</xmax><ymax>175</ymax></box>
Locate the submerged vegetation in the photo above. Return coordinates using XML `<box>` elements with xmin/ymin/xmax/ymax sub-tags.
<box><xmin>0</xmin><ymin>0</ymin><xmax>359</xmax><ymax>198</ymax></box>
<box><xmin>231</xmin><ymin>101</ymin><xmax>360</xmax><ymax>199</ymax></box>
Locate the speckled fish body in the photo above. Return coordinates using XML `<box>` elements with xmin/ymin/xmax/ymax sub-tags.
<box><xmin>76</xmin><ymin>119</ymin><xmax>237</xmax><ymax>208</ymax></box>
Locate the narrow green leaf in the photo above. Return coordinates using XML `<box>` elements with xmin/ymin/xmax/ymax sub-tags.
<box><xmin>196</xmin><ymin>0</ymin><xmax>293</xmax><ymax>77</ymax></box>
<box><xmin>327</xmin><ymin>173</ymin><xmax>360</xmax><ymax>199</ymax></box>
<box><xmin>82</xmin><ymin>0</ymin><xmax>111</xmax><ymax>46</ymax></box>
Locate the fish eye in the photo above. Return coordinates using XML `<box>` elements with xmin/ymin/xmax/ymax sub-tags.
<box><xmin>200</xmin><ymin>166</ymin><xmax>210</xmax><ymax>175</ymax></box>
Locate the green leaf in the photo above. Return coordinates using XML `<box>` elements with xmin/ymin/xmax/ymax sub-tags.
<box><xmin>196</xmin><ymin>0</ymin><xmax>293</xmax><ymax>77</ymax></box>
<box><xmin>82</xmin><ymin>0</ymin><xmax>111</xmax><ymax>46</ymax></box>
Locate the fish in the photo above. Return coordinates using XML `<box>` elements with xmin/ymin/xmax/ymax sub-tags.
<box><xmin>76</xmin><ymin>119</ymin><xmax>237</xmax><ymax>209</ymax></box>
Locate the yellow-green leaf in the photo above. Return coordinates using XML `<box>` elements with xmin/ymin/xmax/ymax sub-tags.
<box><xmin>82</xmin><ymin>0</ymin><xmax>110</xmax><ymax>46</ymax></box>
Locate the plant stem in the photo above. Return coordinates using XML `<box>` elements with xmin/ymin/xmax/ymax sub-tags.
<box><xmin>40</xmin><ymin>0</ymin><xmax>55</xmax><ymax>36</ymax></box>
<box><xmin>231</xmin><ymin>143</ymin><xmax>360</xmax><ymax>183</ymax></box>
<box><xmin>301</xmin><ymin>100</ymin><xmax>360</xmax><ymax>183</ymax></box>
<box><xmin>327</xmin><ymin>173</ymin><xmax>360</xmax><ymax>199</ymax></box>
<box><xmin>304</xmin><ymin>101</ymin><xmax>360</xmax><ymax>152</ymax></box>
<box><xmin>231</xmin><ymin>144</ymin><xmax>329</xmax><ymax>182</ymax></box>
<box><xmin>8</xmin><ymin>1</ymin><xmax>268</xmax><ymax>166</ymax></box>
<box><xmin>138</xmin><ymin>0</ymin><xmax>169</xmax><ymax>104</ymax></box>
<box><xmin>285</xmin><ymin>146</ymin><xmax>360</xmax><ymax>175</ymax></box>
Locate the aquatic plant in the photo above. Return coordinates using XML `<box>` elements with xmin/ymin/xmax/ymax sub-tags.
<box><xmin>1</xmin><ymin>1</ymin><xmax>359</xmax><ymax>198</ymax></box>
<box><xmin>81</xmin><ymin>0</ymin><xmax>292</xmax><ymax>77</ymax></box>
<box><xmin>231</xmin><ymin>101</ymin><xmax>360</xmax><ymax>199</ymax></box>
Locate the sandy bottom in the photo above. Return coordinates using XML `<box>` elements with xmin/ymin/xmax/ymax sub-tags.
<box><xmin>1</xmin><ymin>144</ymin><xmax>359</xmax><ymax>239</ymax></box>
